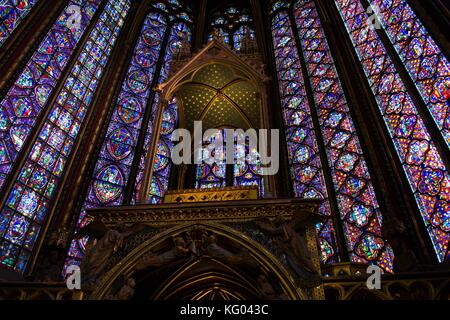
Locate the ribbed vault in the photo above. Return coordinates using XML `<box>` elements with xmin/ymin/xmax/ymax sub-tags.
<box><xmin>175</xmin><ymin>63</ymin><xmax>260</xmax><ymax>132</ymax></box>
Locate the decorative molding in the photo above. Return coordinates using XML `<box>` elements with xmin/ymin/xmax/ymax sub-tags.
<box><xmin>89</xmin><ymin>198</ymin><xmax>320</xmax><ymax>226</ymax></box>
<box><xmin>164</xmin><ymin>186</ymin><xmax>259</xmax><ymax>203</ymax></box>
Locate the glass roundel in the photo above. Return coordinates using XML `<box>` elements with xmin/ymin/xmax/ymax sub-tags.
<box><xmin>117</xmin><ymin>97</ymin><xmax>142</xmax><ymax>124</ymax></box>
<box><xmin>106</xmin><ymin>127</ymin><xmax>134</xmax><ymax>161</ymax></box>
<box><xmin>153</xmin><ymin>142</ymin><xmax>171</xmax><ymax>172</ymax></box>
<box><xmin>135</xmin><ymin>48</ymin><xmax>158</xmax><ymax>68</ymax></box>
<box><xmin>93</xmin><ymin>165</ymin><xmax>125</xmax><ymax>204</ymax></box>
<box><xmin>143</xmin><ymin>28</ymin><xmax>162</xmax><ymax>46</ymax></box>
<box><xmin>127</xmin><ymin>70</ymin><xmax>149</xmax><ymax>93</ymax></box>
<box><xmin>160</xmin><ymin>107</ymin><xmax>177</xmax><ymax>135</ymax></box>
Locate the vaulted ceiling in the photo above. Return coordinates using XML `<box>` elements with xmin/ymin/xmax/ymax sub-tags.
<box><xmin>175</xmin><ymin>63</ymin><xmax>261</xmax><ymax>133</ymax></box>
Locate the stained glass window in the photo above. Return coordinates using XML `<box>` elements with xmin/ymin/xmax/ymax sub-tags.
<box><xmin>0</xmin><ymin>0</ymin><xmax>39</xmax><ymax>46</ymax></box>
<box><xmin>209</xmin><ymin>5</ymin><xmax>256</xmax><ymax>52</ymax></box>
<box><xmin>147</xmin><ymin>99</ymin><xmax>178</xmax><ymax>203</ymax></box>
<box><xmin>293</xmin><ymin>0</ymin><xmax>392</xmax><ymax>270</ymax></box>
<box><xmin>334</xmin><ymin>0</ymin><xmax>450</xmax><ymax>262</ymax></box>
<box><xmin>0</xmin><ymin>0</ymin><xmax>130</xmax><ymax>273</ymax></box>
<box><xmin>133</xmin><ymin>22</ymin><xmax>191</xmax><ymax>204</ymax></box>
<box><xmin>208</xmin><ymin>27</ymin><xmax>229</xmax><ymax>45</ymax></box>
<box><xmin>194</xmin><ymin>130</ymin><xmax>265</xmax><ymax>194</ymax></box>
<box><xmin>65</xmin><ymin>17</ymin><xmax>191</xmax><ymax>270</ymax></box>
<box><xmin>0</xmin><ymin>0</ymin><xmax>101</xmax><ymax>191</ymax></box>
<box><xmin>196</xmin><ymin>130</ymin><xmax>227</xmax><ymax>190</ymax></box>
<box><xmin>272</xmin><ymin>0</ymin><xmax>395</xmax><ymax>270</ymax></box>
<box><xmin>196</xmin><ymin>162</ymin><xmax>227</xmax><ymax>189</ymax></box>
<box><xmin>233</xmin><ymin>25</ymin><xmax>256</xmax><ymax>52</ymax></box>
<box><xmin>272</xmin><ymin>10</ymin><xmax>339</xmax><ymax>265</ymax></box>
<box><xmin>368</xmin><ymin>0</ymin><xmax>450</xmax><ymax>147</ymax></box>
<box><xmin>233</xmin><ymin>136</ymin><xmax>264</xmax><ymax>195</ymax></box>
<box><xmin>86</xmin><ymin>12</ymin><xmax>166</xmax><ymax>213</ymax></box>
<box><xmin>65</xmin><ymin>12</ymin><xmax>168</xmax><ymax>266</ymax></box>
<box><xmin>271</xmin><ymin>1</ymin><xmax>290</xmax><ymax>14</ymax></box>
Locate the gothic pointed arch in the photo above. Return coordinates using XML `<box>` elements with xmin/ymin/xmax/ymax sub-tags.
<box><xmin>89</xmin><ymin>222</ymin><xmax>308</xmax><ymax>300</ymax></box>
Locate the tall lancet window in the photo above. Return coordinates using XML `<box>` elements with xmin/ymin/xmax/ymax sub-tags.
<box><xmin>271</xmin><ymin>6</ymin><xmax>338</xmax><ymax>264</ymax></box>
<box><xmin>369</xmin><ymin>0</ymin><xmax>450</xmax><ymax>147</ymax></box>
<box><xmin>209</xmin><ymin>5</ymin><xmax>256</xmax><ymax>52</ymax></box>
<box><xmin>0</xmin><ymin>0</ymin><xmax>102</xmax><ymax>190</ymax></box>
<box><xmin>271</xmin><ymin>0</ymin><xmax>394</xmax><ymax>271</ymax></box>
<box><xmin>65</xmin><ymin>1</ymin><xmax>192</xmax><ymax>269</ymax></box>
<box><xmin>134</xmin><ymin>21</ymin><xmax>192</xmax><ymax>204</ymax></box>
<box><xmin>334</xmin><ymin>0</ymin><xmax>450</xmax><ymax>262</ymax></box>
<box><xmin>0</xmin><ymin>0</ymin><xmax>130</xmax><ymax>273</ymax></box>
<box><xmin>147</xmin><ymin>99</ymin><xmax>179</xmax><ymax>204</ymax></box>
<box><xmin>0</xmin><ymin>0</ymin><xmax>39</xmax><ymax>46</ymax></box>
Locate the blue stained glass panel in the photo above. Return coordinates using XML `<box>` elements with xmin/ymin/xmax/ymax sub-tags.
<box><xmin>0</xmin><ymin>0</ymin><xmax>102</xmax><ymax>190</ymax></box>
<box><xmin>0</xmin><ymin>0</ymin><xmax>39</xmax><ymax>46</ymax></box>
<box><xmin>0</xmin><ymin>0</ymin><xmax>130</xmax><ymax>273</ymax></box>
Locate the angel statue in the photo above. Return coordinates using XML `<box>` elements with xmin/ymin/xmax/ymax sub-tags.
<box><xmin>135</xmin><ymin>234</ymin><xmax>193</xmax><ymax>271</ymax></box>
<box><xmin>255</xmin><ymin>216</ymin><xmax>321</xmax><ymax>285</ymax></box>
<box><xmin>205</xmin><ymin>233</ymin><xmax>255</xmax><ymax>267</ymax></box>
<box><xmin>75</xmin><ymin>221</ymin><xmax>145</xmax><ymax>284</ymax></box>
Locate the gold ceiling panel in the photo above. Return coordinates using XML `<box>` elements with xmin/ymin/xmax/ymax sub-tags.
<box><xmin>202</xmin><ymin>95</ymin><xmax>250</xmax><ymax>130</ymax></box>
<box><xmin>223</xmin><ymin>81</ymin><xmax>259</xmax><ymax>128</ymax></box>
<box><xmin>177</xmin><ymin>84</ymin><xmax>216</xmax><ymax>128</ymax></box>
<box><xmin>193</xmin><ymin>64</ymin><xmax>236</xmax><ymax>89</ymax></box>
<box><xmin>175</xmin><ymin>63</ymin><xmax>261</xmax><ymax>132</ymax></box>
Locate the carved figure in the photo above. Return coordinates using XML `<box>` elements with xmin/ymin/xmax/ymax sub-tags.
<box><xmin>205</xmin><ymin>234</ymin><xmax>254</xmax><ymax>266</ymax></box>
<box><xmin>136</xmin><ymin>234</ymin><xmax>193</xmax><ymax>270</ymax></box>
<box><xmin>76</xmin><ymin>221</ymin><xmax>144</xmax><ymax>283</ymax></box>
<box><xmin>256</xmin><ymin>216</ymin><xmax>319</xmax><ymax>280</ymax></box>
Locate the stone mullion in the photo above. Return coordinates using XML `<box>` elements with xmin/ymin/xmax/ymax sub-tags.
<box><xmin>193</xmin><ymin>0</ymin><xmax>207</xmax><ymax>50</ymax></box>
<box><xmin>249</xmin><ymin>0</ymin><xmax>270</xmax><ymax>64</ymax></box>
<box><xmin>138</xmin><ymin>99</ymin><xmax>168</xmax><ymax>202</ymax></box>
<box><xmin>0</xmin><ymin>0</ymin><xmax>68</xmax><ymax>90</ymax></box>
<box><xmin>411</xmin><ymin>0</ymin><xmax>450</xmax><ymax>57</ymax></box>
<box><xmin>287</xmin><ymin>9</ymin><xmax>349</xmax><ymax>262</ymax></box>
<box><xmin>323</xmin><ymin>0</ymin><xmax>438</xmax><ymax>266</ymax></box>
